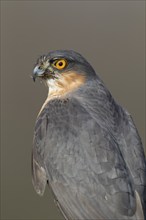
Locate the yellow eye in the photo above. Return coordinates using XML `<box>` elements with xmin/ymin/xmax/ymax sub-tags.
<box><xmin>53</xmin><ymin>59</ymin><xmax>67</xmax><ymax>70</ymax></box>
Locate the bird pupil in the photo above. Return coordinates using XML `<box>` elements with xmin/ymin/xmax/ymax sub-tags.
<box><xmin>59</xmin><ymin>62</ymin><xmax>63</xmax><ymax>66</ymax></box>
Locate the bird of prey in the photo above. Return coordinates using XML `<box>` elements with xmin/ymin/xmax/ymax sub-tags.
<box><xmin>32</xmin><ymin>50</ymin><xmax>146</xmax><ymax>220</ymax></box>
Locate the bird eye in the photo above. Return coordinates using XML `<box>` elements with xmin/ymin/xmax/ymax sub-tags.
<box><xmin>52</xmin><ymin>59</ymin><xmax>67</xmax><ymax>70</ymax></box>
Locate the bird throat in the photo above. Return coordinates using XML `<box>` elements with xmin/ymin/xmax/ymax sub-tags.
<box><xmin>46</xmin><ymin>71</ymin><xmax>86</xmax><ymax>98</ymax></box>
<box><xmin>37</xmin><ymin>72</ymin><xmax>85</xmax><ymax>116</ymax></box>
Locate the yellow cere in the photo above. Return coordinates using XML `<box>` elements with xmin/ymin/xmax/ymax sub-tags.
<box><xmin>53</xmin><ymin>59</ymin><xmax>67</xmax><ymax>70</ymax></box>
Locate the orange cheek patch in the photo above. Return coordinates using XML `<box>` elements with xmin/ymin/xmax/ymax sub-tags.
<box><xmin>49</xmin><ymin>71</ymin><xmax>86</xmax><ymax>97</ymax></box>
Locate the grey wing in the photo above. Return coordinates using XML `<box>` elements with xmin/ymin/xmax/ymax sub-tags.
<box><xmin>120</xmin><ymin>110</ymin><xmax>146</xmax><ymax>215</ymax></box>
<box><xmin>75</xmin><ymin>80</ymin><xmax>146</xmax><ymax>195</ymax></box>
<box><xmin>32</xmin><ymin>109</ymin><xmax>48</xmax><ymax>196</ymax></box>
<box><xmin>43</xmin><ymin>98</ymin><xmax>144</xmax><ymax>220</ymax></box>
<box><xmin>72</xmin><ymin>81</ymin><xmax>145</xmax><ymax>219</ymax></box>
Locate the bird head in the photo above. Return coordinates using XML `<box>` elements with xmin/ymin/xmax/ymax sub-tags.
<box><xmin>33</xmin><ymin>50</ymin><xmax>96</xmax><ymax>96</ymax></box>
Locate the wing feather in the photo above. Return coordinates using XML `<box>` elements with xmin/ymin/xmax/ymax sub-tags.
<box><xmin>32</xmin><ymin>108</ymin><xmax>48</xmax><ymax>196</ymax></box>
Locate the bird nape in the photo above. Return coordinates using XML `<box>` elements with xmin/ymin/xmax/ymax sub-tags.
<box><xmin>32</xmin><ymin>50</ymin><xmax>146</xmax><ymax>220</ymax></box>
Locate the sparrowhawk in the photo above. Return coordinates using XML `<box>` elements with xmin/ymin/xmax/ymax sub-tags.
<box><xmin>32</xmin><ymin>50</ymin><xmax>146</xmax><ymax>220</ymax></box>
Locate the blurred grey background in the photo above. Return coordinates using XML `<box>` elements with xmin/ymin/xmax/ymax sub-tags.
<box><xmin>1</xmin><ymin>1</ymin><xmax>145</xmax><ymax>220</ymax></box>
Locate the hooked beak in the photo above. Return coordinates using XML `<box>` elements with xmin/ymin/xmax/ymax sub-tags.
<box><xmin>32</xmin><ymin>65</ymin><xmax>46</xmax><ymax>82</ymax></box>
<box><xmin>32</xmin><ymin>65</ymin><xmax>45</xmax><ymax>82</ymax></box>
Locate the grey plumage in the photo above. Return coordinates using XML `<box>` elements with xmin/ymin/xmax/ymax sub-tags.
<box><xmin>32</xmin><ymin>50</ymin><xmax>146</xmax><ymax>220</ymax></box>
